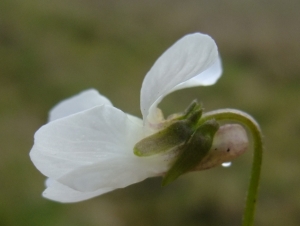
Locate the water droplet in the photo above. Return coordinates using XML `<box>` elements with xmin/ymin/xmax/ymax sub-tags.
<box><xmin>222</xmin><ymin>162</ymin><xmax>231</xmax><ymax>167</ymax></box>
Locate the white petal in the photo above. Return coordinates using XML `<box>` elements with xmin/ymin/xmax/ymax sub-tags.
<box><xmin>49</xmin><ymin>89</ymin><xmax>112</xmax><ymax>122</ymax></box>
<box><xmin>43</xmin><ymin>178</ymin><xmax>113</xmax><ymax>203</ymax></box>
<box><xmin>58</xmin><ymin>155</ymin><xmax>166</xmax><ymax>192</ymax></box>
<box><xmin>30</xmin><ymin>105</ymin><xmax>145</xmax><ymax>179</ymax></box>
<box><xmin>141</xmin><ymin>33</ymin><xmax>219</xmax><ymax>123</ymax></box>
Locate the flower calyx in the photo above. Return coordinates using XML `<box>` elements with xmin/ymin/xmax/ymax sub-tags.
<box><xmin>133</xmin><ymin>100</ymin><xmax>203</xmax><ymax>157</ymax></box>
<box><xmin>133</xmin><ymin>100</ymin><xmax>220</xmax><ymax>186</ymax></box>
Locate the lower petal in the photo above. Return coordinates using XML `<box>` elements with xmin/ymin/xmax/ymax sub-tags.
<box><xmin>58</xmin><ymin>155</ymin><xmax>168</xmax><ymax>192</ymax></box>
<box><xmin>43</xmin><ymin>179</ymin><xmax>113</xmax><ymax>203</ymax></box>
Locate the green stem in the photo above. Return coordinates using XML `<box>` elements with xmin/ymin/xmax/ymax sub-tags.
<box><xmin>198</xmin><ymin>109</ymin><xmax>263</xmax><ymax>226</ymax></box>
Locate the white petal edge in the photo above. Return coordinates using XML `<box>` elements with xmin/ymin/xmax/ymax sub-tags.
<box><xmin>49</xmin><ymin>89</ymin><xmax>112</xmax><ymax>122</ymax></box>
<box><xmin>30</xmin><ymin>105</ymin><xmax>145</xmax><ymax>179</ymax></box>
<box><xmin>140</xmin><ymin>33</ymin><xmax>219</xmax><ymax>124</ymax></box>
<box><xmin>43</xmin><ymin>178</ymin><xmax>114</xmax><ymax>203</ymax></box>
<box><xmin>171</xmin><ymin>56</ymin><xmax>222</xmax><ymax>92</ymax></box>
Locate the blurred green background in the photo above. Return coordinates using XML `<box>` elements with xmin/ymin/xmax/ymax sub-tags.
<box><xmin>1</xmin><ymin>0</ymin><xmax>300</xmax><ymax>225</ymax></box>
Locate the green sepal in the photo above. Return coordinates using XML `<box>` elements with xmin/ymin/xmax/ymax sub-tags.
<box><xmin>161</xmin><ymin>119</ymin><xmax>219</xmax><ymax>186</ymax></box>
<box><xmin>168</xmin><ymin>100</ymin><xmax>202</xmax><ymax>121</ymax></box>
<box><xmin>184</xmin><ymin>100</ymin><xmax>202</xmax><ymax>116</ymax></box>
<box><xmin>134</xmin><ymin>109</ymin><xmax>202</xmax><ymax>157</ymax></box>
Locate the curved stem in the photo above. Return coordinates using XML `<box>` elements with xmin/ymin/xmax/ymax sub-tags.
<box><xmin>198</xmin><ymin>109</ymin><xmax>263</xmax><ymax>226</ymax></box>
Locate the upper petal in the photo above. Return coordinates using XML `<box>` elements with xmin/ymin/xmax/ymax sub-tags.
<box><xmin>49</xmin><ymin>89</ymin><xmax>112</xmax><ymax>122</ymax></box>
<box><xmin>30</xmin><ymin>105</ymin><xmax>144</xmax><ymax>179</ymax></box>
<box><xmin>140</xmin><ymin>33</ymin><xmax>219</xmax><ymax>124</ymax></box>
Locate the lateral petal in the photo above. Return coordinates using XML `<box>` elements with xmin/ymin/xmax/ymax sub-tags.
<box><xmin>49</xmin><ymin>89</ymin><xmax>112</xmax><ymax>121</ymax></box>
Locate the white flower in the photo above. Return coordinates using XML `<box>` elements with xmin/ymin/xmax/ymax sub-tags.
<box><xmin>30</xmin><ymin>33</ymin><xmax>245</xmax><ymax>203</ymax></box>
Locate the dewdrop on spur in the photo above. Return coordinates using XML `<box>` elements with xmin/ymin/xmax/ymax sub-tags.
<box><xmin>222</xmin><ymin>162</ymin><xmax>232</xmax><ymax>167</ymax></box>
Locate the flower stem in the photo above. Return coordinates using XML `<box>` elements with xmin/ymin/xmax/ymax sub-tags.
<box><xmin>198</xmin><ymin>109</ymin><xmax>263</xmax><ymax>226</ymax></box>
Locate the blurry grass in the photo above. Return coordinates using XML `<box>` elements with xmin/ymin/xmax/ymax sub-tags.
<box><xmin>1</xmin><ymin>0</ymin><xmax>300</xmax><ymax>225</ymax></box>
